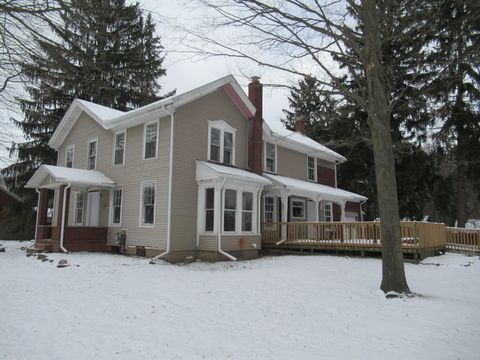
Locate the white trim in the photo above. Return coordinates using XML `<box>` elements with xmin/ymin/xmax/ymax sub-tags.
<box><xmin>87</xmin><ymin>137</ymin><xmax>98</xmax><ymax>170</ymax></box>
<box><xmin>207</xmin><ymin>120</ymin><xmax>236</xmax><ymax>166</ymax></box>
<box><xmin>324</xmin><ymin>202</ymin><xmax>333</xmax><ymax>222</ymax></box>
<box><xmin>139</xmin><ymin>181</ymin><xmax>156</xmax><ymax>228</ymax></box>
<box><xmin>290</xmin><ymin>197</ymin><xmax>306</xmax><ymax>220</ymax></box>
<box><xmin>112</xmin><ymin>129</ymin><xmax>127</xmax><ymax>166</ymax></box>
<box><xmin>65</xmin><ymin>144</ymin><xmax>75</xmax><ymax>168</ymax></box>
<box><xmin>142</xmin><ymin>120</ymin><xmax>159</xmax><ymax>160</ymax></box>
<box><xmin>73</xmin><ymin>191</ymin><xmax>84</xmax><ymax>225</ymax></box>
<box><xmin>307</xmin><ymin>155</ymin><xmax>317</xmax><ymax>182</ymax></box>
<box><xmin>264</xmin><ymin>141</ymin><xmax>277</xmax><ymax>173</ymax></box>
<box><xmin>109</xmin><ymin>187</ymin><xmax>123</xmax><ymax>227</ymax></box>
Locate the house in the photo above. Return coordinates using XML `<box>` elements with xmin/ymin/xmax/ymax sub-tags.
<box><xmin>25</xmin><ymin>75</ymin><xmax>367</xmax><ymax>261</ymax></box>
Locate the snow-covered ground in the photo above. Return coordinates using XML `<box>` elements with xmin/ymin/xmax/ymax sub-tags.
<box><xmin>1</xmin><ymin>241</ymin><xmax>479</xmax><ymax>360</ymax></box>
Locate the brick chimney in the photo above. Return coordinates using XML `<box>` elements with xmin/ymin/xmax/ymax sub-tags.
<box><xmin>295</xmin><ymin>117</ymin><xmax>305</xmax><ymax>134</ymax></box>
<box><xmin>248</xmin><ymin>76</ymin><xmax>263</xmax><ymax>175</ymax></box>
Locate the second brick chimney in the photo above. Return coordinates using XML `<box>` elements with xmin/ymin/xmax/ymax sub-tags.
<box><xmin>248</xmin><ymin>76</ymin><xmax>263</xmax><ymax>175</ymax></box>
<box><xmin>295</xmin><ymin>117</ymin><xmax>305</xmax><ymax>134</ymax></box>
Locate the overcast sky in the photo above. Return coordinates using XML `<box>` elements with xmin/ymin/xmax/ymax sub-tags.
<box><xmin>0</xmin><ymin>0</ymin><xmax>296</xmax><ymax>169</ymax></box>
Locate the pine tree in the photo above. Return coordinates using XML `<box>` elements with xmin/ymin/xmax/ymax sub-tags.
<box><xmin>426</xmin><ymin>1</ymin><xmax>480</xmax><ymax>227</ymax></box>
<box><xmin>2</xmin><ymin>0</ymin><xmax>172</xmax><ymax>200</ymax></box>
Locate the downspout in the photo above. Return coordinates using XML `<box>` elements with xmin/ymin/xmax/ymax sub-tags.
<box><xmin>218</xmin><ymin>177</ymin><xmax>236</xmax><ymax>261</ymax></box>
<box><xmin>34</xmin><ymin>188</ymin><xmax>40</xmax><ymax>242</ymax></box>
<box><xmin>60</xmin><ymin>183</ymin><xmax>71</xmax><ymax>253</ymax></box>
<box><xmin>152</xmin><ymin>105</ymin><xmax>175</xmax><ymax>262</ymax></box>
<box><xmin>359</xmin><ymin>199</ymin><xmax>367</xmax><ymax>221</ymax></box>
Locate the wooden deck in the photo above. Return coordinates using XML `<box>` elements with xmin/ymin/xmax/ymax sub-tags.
<box><xmin>446</xmin><ymin>227</ymin><xmax>480</xmax><ymax>254</ymax></box>
<box><xmin>261</xmin><ymin>221</ymin><xmax>447</xmax><ymax>260</ymax></box>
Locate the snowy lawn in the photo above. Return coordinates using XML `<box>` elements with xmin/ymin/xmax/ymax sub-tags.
<box><xmin>1</xmin><ymin>240</ymin><xmax>479</xmax><ymax>360</ymax></box>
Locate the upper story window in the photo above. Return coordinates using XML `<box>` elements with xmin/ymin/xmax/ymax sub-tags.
<box><xmin>87</xmin><ymin>138</ymin><xmax>97</xmax><ymax>170</ymax></box>
<box><xmin>140</xmin><ymin>182</ymin><xmax>155</xmax><ymax>226</ymax></box>
<box><xmin>265</xmin><ymin>142</ymin><xmax>276</xmax><ymax>173</ymax></box>
<box><xmin>307</xmin><ymin>156</ymin><xmax>317</xmax><ymax>182</ymax></box>
<box><xmin>144</xmin><ymin>121</ymin><xmax>158</xmax><ymax>160</ymax></box>
<box><xmin>208</xmin><ymin>120</ymin><xmax>236</xmax><ymax>165</ymax></box>
<box><xmin>113</xmin><ymin>131</ymin><xmax>126</xmax><ymax>165</ymax></box>
<box><xmin>65</xmin><ymin>144</ymin><xmax>75</xmax><ymax>168</ymax></box>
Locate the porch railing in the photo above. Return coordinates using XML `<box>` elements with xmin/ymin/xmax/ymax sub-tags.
<box><xmin>446</xmin><ymin>227</ymin><xmax>480</xmax><ymax>253</ymax></box>
<box><xmin>262</xmin><ymin>221</ymin><xmax>446</xmax><ymax>249</ymax></box>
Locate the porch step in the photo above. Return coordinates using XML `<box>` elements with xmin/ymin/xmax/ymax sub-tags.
<box><xmin>28</xmin><ymin>241</ymin><xmax>53</xmax><ymax>254</ymax></box>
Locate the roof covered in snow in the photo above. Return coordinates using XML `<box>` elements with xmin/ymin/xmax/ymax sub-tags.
<box><xmin>196</xmin><ymin>161</ymin><xmax>271</xmax><ymax>185</ymax></box>
<box><xmin>263</xmin><ymin>120</ymin><xmax>346</xmax><ymax>163</ymax></box>
<box><xmin>263</xmin><ymin>173</ymin><xmax>367</xmax><ymax>202</ymax></box>
<box><xmin>26</xmin><ymin>165</ymin><xmax>116</xmax><ymax>189</ymax></box>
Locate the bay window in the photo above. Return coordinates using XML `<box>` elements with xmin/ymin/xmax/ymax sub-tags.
<box><xmin>242</xmin><ymin>192</ymin><xmax>253</xmax><ymax>232</ymax></box>
<box><xmin>205</xmin><ymin>188</ymin><xmax>214</xmax><ymax>231</ymax></box>
<box><xmin>224</xmin><ymin>189</ymin><xmax>237</xmax><ymax>231</ymax></box>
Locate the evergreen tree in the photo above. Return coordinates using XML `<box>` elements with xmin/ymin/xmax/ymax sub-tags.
<box><xmin>426</xmin><ymin>1</ymin><xmax>480</xmax><ymax>226</ymax></box>
<box><xmin>2</xmin><ymin>0</ymin><xmax>172</xmax><ymax>200</ymax></box>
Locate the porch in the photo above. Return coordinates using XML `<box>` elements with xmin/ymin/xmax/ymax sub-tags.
<box><xmin>262</xmin><ymin>221</ymin><xmax>447</xmax><ymax>261</ymax></box>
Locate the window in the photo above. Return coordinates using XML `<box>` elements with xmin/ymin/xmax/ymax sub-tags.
<box><xmin>205</xmin><ymin>188</ymin><xmax>214</xmax><ymax>231</ymax></box>
<box><xmin>264</xmin><ymin>196</ymin><xmax>275</xmax><ymax>223</ymax></box>
<box><xmin>113</xmin><ymin>131</ymin><xmax>126</xmax><ymax>165</ymax></box>
<box><xmin>141</xmin><ymin>183</ymin><xmax>155</xmax><ymax>226</ymax></box>
<box><xmin>308</xmin><ymin>156</ymin><xmax>316</xmax><ymax>182</ymax></box>
<box><xmin>65</xmin><ymin>145</ymin><xmax>74</xmax><ymax>168</ymax></box>
<box><xmin>224</xmin><ymin>189</ymin><xmax>237</xmax><ymax>231</ymax></box>
<box><xmin>144</xmin><ymin>122</ymin><xmax>158</xmax><ymax>159</ymax></box>
<box><xmin>324</xmin><ymin>202</ymin><xmax>333</xmax><ymax>222</ymax></box>
<box><xmin>265</xmin><ymin>142</ymin><xmax>276</xmax><ymax>173</ymax></box>
<box><xmin>208</xmin><ymin>121</ymin><xmax>236</xmax><ymax>165</ymax></box>
<box><xmin>242</xmin><ymin>192</ymin><xmax>253</xmax><ymax>232</ymax></box>
<box><xmin>75</xmin><ymin>192</ymin><xmax>84</xmax><ymax>225</ymax></box>
<box><xmin>110</xmin><ymin>188</ymin><xmax>122</xmax><ymax>225</ymax></box>
<box><xmin>291</xmin><ymin>198</ymin><xmax>306</xmax><ymax>220</ymax></box>
<box><xmin>87</xmin><ymin>138</ymin><xmax>97</xmax><ymax>170</ymax></box>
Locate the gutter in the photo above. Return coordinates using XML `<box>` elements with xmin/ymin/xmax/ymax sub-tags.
<box><xmin>151</xmin><ymin>105</ymin><xmax>175</xmax><ymax>262</ymax></box>
<box><xmin>59</xmin><ymin>183</ymin><xmax>71</xmax><ymax>253</ymax></box>
<box><xmin>218</xmin><ymin>177</ymin><xmax>237</xmax><ymax>261</ymax></box>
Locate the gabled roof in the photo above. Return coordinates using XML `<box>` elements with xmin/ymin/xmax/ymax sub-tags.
<box><xmin>196</xmin><ymin>161</ymin><xmax>271</xmax><ymax>185</ymax></box>
<box><xmin>48</xmin><ymin>75</ymin><xmax>255</xmax><ymax>149</ymax></box>
<box><xmin>263</xmin><ymin>120</ymin><xmax>346</xmax><ymax>163</ymax></box>
<box><xmin>25</xmin><ymin>165</ymin><xmax>116</xmax><ymax>189</ymax></box>
<box><xmin>264</xmin><ymin>173</ymin><xmax>367</xmax><ymax>202</ymax></box>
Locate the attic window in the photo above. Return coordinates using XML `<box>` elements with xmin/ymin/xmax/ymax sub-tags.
<box><xmin>208</xmin><ymin>120</ymin><xmax>236</xmax><ymax>166</ymax></box>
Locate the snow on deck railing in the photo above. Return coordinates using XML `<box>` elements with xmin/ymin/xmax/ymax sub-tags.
<box><xmin>261</xmin><ymin>221</ymin><xmax>447</xmax><ymax>250</ymax></box>
<box><xmin>446</xmin><ymin>227</ymin><xmax>480</xmax><ymax>254</ymax></box>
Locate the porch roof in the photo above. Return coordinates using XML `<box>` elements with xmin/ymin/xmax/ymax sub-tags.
<box><xmin>196</xmin><ymin>161</ymin><xmax>271</xmax><ymax>185</ymax></box>
<box><xmin>263</xmin><ymin>173</ymin><xmax>367</xmax><ymax>203</ymax></box>
<box><xmin>26</xmin><ymin>165</ymin><xmax>116</xmax><ymax>189</ymax></box>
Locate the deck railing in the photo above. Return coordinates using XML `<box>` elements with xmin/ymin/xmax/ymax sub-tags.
<box><xmin>446</xmin><ymin>227</ymin><xmax>480</xmax><ymax>253</ymax></box>
<box><xmin>262</xmin><ymin>221</ymin><xmax>446</xmax><ymax>250</ymax></box>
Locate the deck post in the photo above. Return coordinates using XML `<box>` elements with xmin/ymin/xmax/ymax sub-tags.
<box><xmin>281</xmin><ymin>194</ymin><xmax>288</xmax><ymax>241</ymax></box>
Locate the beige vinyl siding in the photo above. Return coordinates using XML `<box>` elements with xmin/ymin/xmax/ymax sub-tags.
<box><xmin>276</xmin><ymin>145</ymin><xmax>308</xmax><ymax>180</ymax></box>
<box><xmin>198</xmin><ymin>235</ymin><xmax>217</xmax><ymax>251</ymax></box>
<box><xmin>221</xmin><ymin>235</ymin><xmax>261</xmax><ymax>251</ymax></box>
<box><xmin>171</xmin><ymin>89</ymin><xmax>250</xmax><ymax>251</ymax></box>
<box><xmin>57</xmin><ymin>112</ymin><xmax>170</xmax><ymax>249</ymax></box>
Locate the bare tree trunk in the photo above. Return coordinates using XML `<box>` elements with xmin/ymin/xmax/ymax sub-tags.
<box><xmin>361</xmin><ymin>0</ymin><xmax>410</xmax><ymax>293</ymax></box>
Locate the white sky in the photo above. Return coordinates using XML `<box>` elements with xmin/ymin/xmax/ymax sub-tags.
<box><xmin>0</xmin><ymin>0</ymin><xmax>296</xmax><ymax>169</ymax></box>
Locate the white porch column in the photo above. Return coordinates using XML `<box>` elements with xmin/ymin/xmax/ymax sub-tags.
<box><xmin>314</xmin><ymin>199</ymin><xmax>320</xmax><ymax>221</ymax></box>
<box><xmin>340</xmin><ymin>201</ymin><xmax>347</xmax><ymax>221</ymax></box>
<box><xmin>281</xmin><ymin>194</ymin><xmax>288</xmax><ymax>240</ymax></box>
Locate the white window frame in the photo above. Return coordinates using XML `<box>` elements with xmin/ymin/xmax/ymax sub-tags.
<box><xmin>139</xmin><ymin>181</ymin><xmax>156</xmax><ymax>227</ymax></box>
<box><xmin>207</xmin><ymin>120</ymin><xmax>236</xmax><ymax>165</ymax></box>
<box><xmin>290</xmin><ymin>197</ymin><xmax>306</xmax><ymax>220</ymax></box>
<box><xmin>87</xmin><ymin>137</ymin><xmax>98</xmax><ymax>170</ymax></box>
<box><xmin>263</xmin><ymin>195</ymin><xmax>276</xmax><ymax>223</ymax></box>
<box><xmin>65</xmin><ymin>144</ymin><xmax>75</xmax><ymax>168</ymax></box>
<box><xmin>222</xmin><ymin>185</ymin><xmax>258</xmax><ymax>234</ymax></box>
<box><xmin>307</xmin><ymin>156</ymin><xmax>317</xmax><ymax>182</ymax></box>
<box><xmin>143</xmin><ymin>120</ymin><xmax>159</xmax><ymax>160</ymax></box>
<box><xmin>109</xmin><ymin>187</ymin><xmax>123</xmax><ymax>226</ymax></box>
<box><xmin>112</xmin><ymin>130</ymin><xmax>127</xmax><ymax>166</ymax></box>
<box><xmin>264</xmin><ymin>141</ymin><xmax>277</xmax><ymax>173</ymax></box>
<box><xmin>241</xmin><ymin>191</ymin><xmax>254</xmax><ymax>232</ymax></box>
<box><xmin>324</xmin><ymin>202</ymin><xmax>333</xmax><ymax>222</ymax></box>
<box><xmin>74</xmin><ymin>191</ymin><xmax>84</xmax><ymax>225</ymax></box>
<box><xmin>204</xmin><ymin>187</ymin><xmax>215</xmax><ymax>232</ymax></box>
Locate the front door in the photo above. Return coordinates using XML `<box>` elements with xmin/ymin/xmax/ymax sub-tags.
<box><xmin>87</xmin><ymin>191</ymin><xmax>100</xmax><ymax>226</ymax></box>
